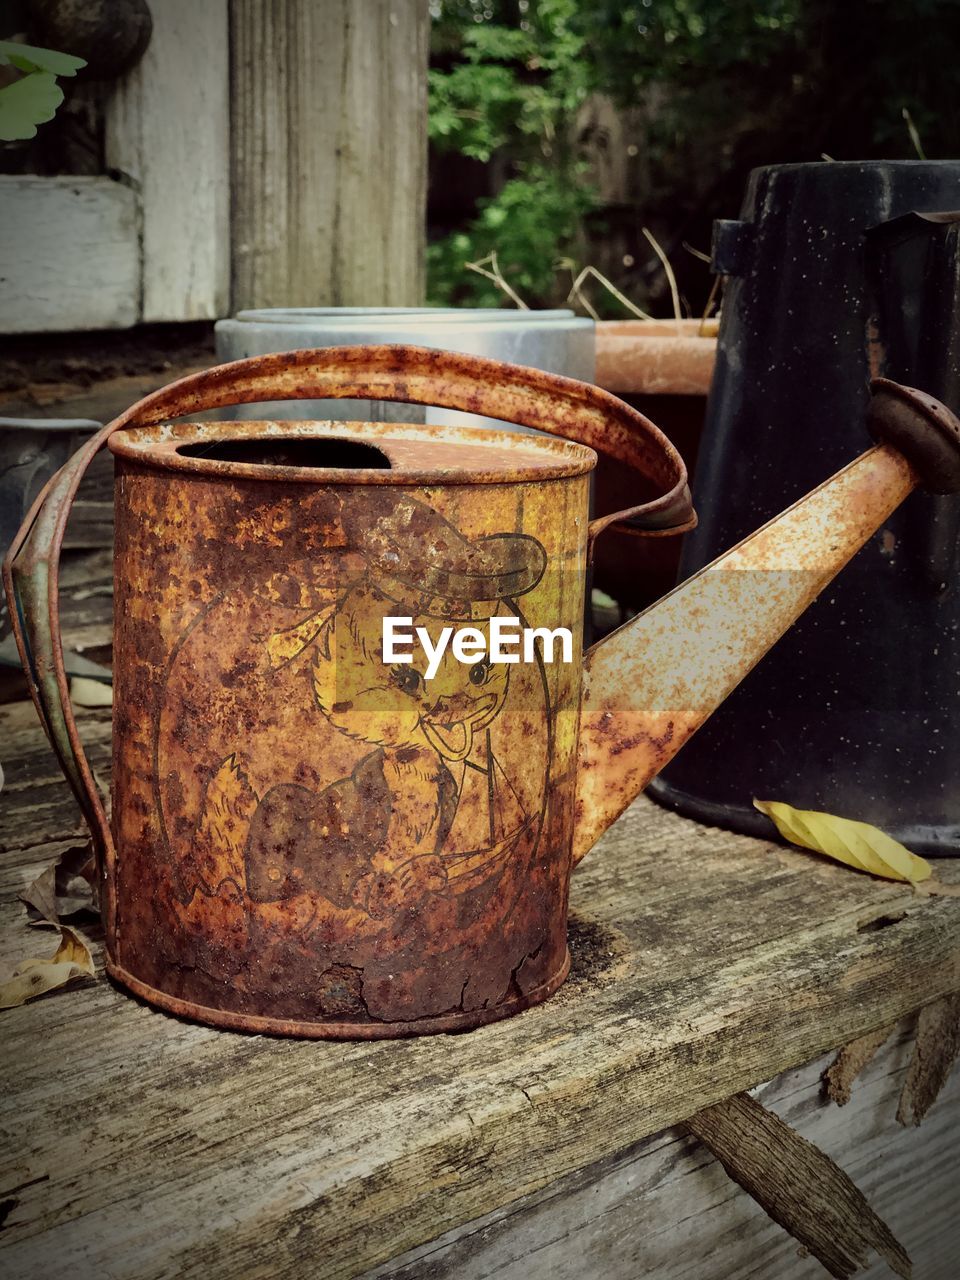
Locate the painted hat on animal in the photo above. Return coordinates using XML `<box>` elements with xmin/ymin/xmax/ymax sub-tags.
<box><xmin>341</xmin><ymin>493</ymin><xmax>546</xmax><ymax>619</ymax></box>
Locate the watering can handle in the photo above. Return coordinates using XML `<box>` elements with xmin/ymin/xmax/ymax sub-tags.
<box><xmin>2</xmin><ymin>344</ymin><xmax>693</xmax><ymax>906</ymax></box>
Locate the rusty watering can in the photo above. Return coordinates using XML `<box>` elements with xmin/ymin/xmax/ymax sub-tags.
<box><xmin>5</xmin><ymin>346</ymin><xmax>960</xmax><ymax>1038</ymax></box>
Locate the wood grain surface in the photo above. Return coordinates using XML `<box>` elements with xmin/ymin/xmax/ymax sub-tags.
<box><xmin>230</xmin><ymin>0</ymin><xmax>429</xmax><ymax>310</ymax></box>
<box><xmin>1</xmin><ymin>685</ymin><xmax>959</xmax><ymax>1278</ymax></box>
<box><xmin>105</xmin><ymin>0</ymin><xmax>231</xmax><ymax>323</ymax></box>
<box><xmin>0</xmin><ymin>178</ymin><xmax>139</xmax><ymax>334</ymax></box>
<box><xmin>373</xmin><ymin>1024</ymin><xmax>959</xmax><ymax>1280</ymax></box>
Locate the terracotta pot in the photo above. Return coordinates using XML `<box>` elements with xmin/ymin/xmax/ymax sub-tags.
<box><xmin>595</xmin><ymin>319</ymin><xmax>718</xmax><ymax>397</ymax></box>
<box><xmin>593</xmin><ymin>320</ymin><xmax>718</xmax><ymax>617</ymax></box>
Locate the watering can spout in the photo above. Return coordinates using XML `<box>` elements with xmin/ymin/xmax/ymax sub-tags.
<box><xmin>573</xmin><ymin>379</ymin><xmax>960</xmax><ymax>863</ymax></box>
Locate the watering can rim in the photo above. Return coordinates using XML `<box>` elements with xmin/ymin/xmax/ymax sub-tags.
<box><xmin>749</xmin><ymin>158</ymin><xmax>960</xmax><ymax>176</ymax></box>
<box><xmin>107</xmin><ymin>415</ymin><xmax>599</xmax><ymax>486</ymax></box>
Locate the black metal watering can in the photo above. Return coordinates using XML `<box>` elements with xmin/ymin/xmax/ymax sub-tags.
<box><xmin>650</xmin><ymin>160</ymin><xmax>960</xmax><ymax>854</ymax></box>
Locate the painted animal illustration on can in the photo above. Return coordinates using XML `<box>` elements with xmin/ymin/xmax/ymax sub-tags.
<box><xmin>151</xmin><ymin>485</ymin><xmax>563</xmax><ymax>1025</ymax></box>
<box><xmin>171</xmin><ymin>491</ymin><xmax>548</xmax><ymax>922</ymax></box>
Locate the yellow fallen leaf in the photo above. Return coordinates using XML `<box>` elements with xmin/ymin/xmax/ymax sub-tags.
<box><xmin>753</xmin><ymin>799</ymin><xmax>932</xmax><ymax>884</ymax></box>
<box><xmin>0</xmin><ymin>925</ymin><xmax>95</xmax><ymax>1010</ymax></box>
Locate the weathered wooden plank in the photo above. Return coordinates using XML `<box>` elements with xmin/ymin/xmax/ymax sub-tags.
<box><xmin>61</xmin><ymin>503</ymin><xmax>112</xmax><ymax>551</ymax></box>
<box><xmin>896</xmin><ymin>994</ymin><xmax>960</xmax><ymax>1127</ymax></box>
<box><xmin>76</xmin><ymin>450</ymin><xmax>113</xmax><ymax>507</ymax></box>
<box><xmin>0</xmin><ymin>703</ymin><xmax>111</xmax><ymax>855</ymax></box>
<box><xmin>0</xmin><ymin>178</ymin><xmax>140</xmax><ymax>334</ymax></box>
<box><xmin>229</xmin><ymin>0</ymin><xmax>429</xmax><ymax>309</ymax></box>
<box><xmin>371</xmin><ymin>1026</ymin><xmax>960</xmax><ymax>1280</ymax></box>
<box><xmin>686</xmin><ymin>1093</ymin><xmax>910</xmax><ymax>1279</ymax></box>
<box><xmin>1</xmin><ymin>549</ymin><xmax>114</xmax><ymax>703</ymax></box>
<box><xmin>55</xmin><ymin>548</ymin><xmax>114</xmax><ymax>660</ymax></box>
<box><xmin>0</xmin><ymin>363</ymin><xmax>213</xmax><ymax>425</ymax></box>
<box><xmin>105</xmin><ymin>0</ymin><xmax>231</xmax><ymax>322</ymax></box>
<box><xmin>1</xmin><ymin>698</ymin><xmax>959</xmax><ymax>1279</ymax></box>
<box><xmin>58</xmin><ymin>449</ymin><xmax>113</xmax><ymax>549</ymax></box>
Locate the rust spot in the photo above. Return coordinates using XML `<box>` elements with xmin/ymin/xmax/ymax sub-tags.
<box><xmin>317</xmin><ymin>964</ymin><xmax>366</xmax><ymax>1018</ymax></box>
<box><xmin>558</xmin><ymin>912</ymin><xmax>631</xmax><ymax>994</ymax></box>
<box><xmin>610</xmin><ymin>720</ymin><xmax>675</xmax><ymax>758</ymax></box>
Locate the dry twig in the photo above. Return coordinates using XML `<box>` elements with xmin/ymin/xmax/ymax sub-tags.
<box><xmin>902</xmin><ymin>108</ymin><xmax>926</xmax><ymax>160</ymax></box>
<box><xmin>565</xmin><ymin>262</ymin><xmax>653</xmax><ymax>322</ymax></box>
<box><xmin>642</xmin><ymin>226</ymin><xmax>683</xmax><ymax>331</ymax></box>
<box><xmin>463</xmin><ymin>252</ymin><xmax>529</xmax><ymax>310</ymax></box>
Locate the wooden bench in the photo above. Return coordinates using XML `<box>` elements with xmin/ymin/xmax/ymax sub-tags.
<box><xmin>2</xmin><ymin>621</ymin><xmax>958</xmax><ymax>1278</ymax></box>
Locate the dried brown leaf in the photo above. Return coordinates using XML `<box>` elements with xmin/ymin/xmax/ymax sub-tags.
<box><xmin>0</xmin><ymin>925</ymin><xmax>96</xmax><ymax>1009</ymax></box>
<box><xmin>20</xmin><ymin>862</ymin><xmax>58</xmax><ymax>922</ymax></box>
<box><xmin>19</xmin><ymin>842</ymin><xmax>96</xmax><ymax>922</ymax></box>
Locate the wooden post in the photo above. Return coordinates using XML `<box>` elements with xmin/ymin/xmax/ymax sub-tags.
<box><xmin>229</xmin><ymin>0</ymin><xmax>429</xmax><ymax>311</ymax></box>
<box><xmin>106</xmin><ymin>0</ymin><xmax>231</xmax><ymax>323</ymax></box>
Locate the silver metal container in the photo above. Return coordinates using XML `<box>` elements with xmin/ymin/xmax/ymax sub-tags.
<box><xmin>214</xmin><ymin>308</ymin><xmax>595</xmax><ymax>430</ymax></box>
<box><xmin>1</xmin><ymin>417</ymin><xmax>99</xmax><ymax>648</ymax></box>
<box><xmin>0</xmin><ymin>418</ymin><xmax>100</xmax><ymax>556</ymax></box>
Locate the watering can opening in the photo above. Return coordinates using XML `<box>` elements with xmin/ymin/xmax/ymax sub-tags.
<box><xmin>177</xmin><ymin>435</ymin><xmax>393</xmax><ymax>471</ymax></box>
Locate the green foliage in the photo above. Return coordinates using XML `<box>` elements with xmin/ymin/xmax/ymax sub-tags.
<box><xmin>572</xmin><ymin>0</ymin><xmax>960</xmax><ymax>162</ymax></box>
<box><xmin>429</xmin><ymin>3</ymin><xmax>592</xmax><ymax>157</ymax></box>
<box><xmin>0</xmin><ymin>42</ymin><xmax>86</xmax><ymax>76</ymax></box>
<box><xmin>429</xmin><ymin>63</ymin><xmax>524</xmax><ymax>163</ymax></box>
<box><xmin>428</xmin><ymin>0</ymin><xmax>960</xmax><ymax>308</ymax></box>
<box><xmin>573</xmin><ymin>0</ymin><xmax>803</xmax><ymax>90</ymax></box>
<box><xmin>0</xmin><ymin>71</ymin><xmax>62</xmax><ymax>141</ymax></box>
<box><xmin>428</xmin><ymin>0</ymin><xmax>598</xmax><ymax>306</ymax></box>
<box><xmin>428</xmin><ymin>166</ymin><xmax>597</xmax><ymax>306</ymax></box>
<box><xmin>0</xmin><ymin>40</ymin><xmax>85</xmax><ymax>141</ymax></box>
